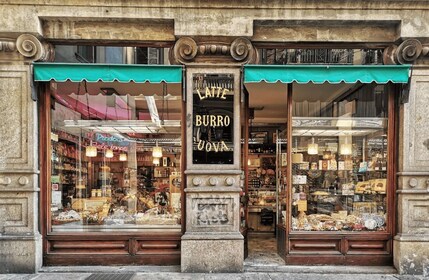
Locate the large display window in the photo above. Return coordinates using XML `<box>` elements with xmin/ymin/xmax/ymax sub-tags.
<box><xmin>48</xmin><ymin>80</ymin><xmax>183</xmax><ymax>232</ymax></box>
<box><xmin>290</xmin><ymin>83</ymin><xmax>389</xmax><ymax>232</ymax></box>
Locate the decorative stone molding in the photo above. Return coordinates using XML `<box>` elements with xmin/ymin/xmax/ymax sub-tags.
<box><xmin>0</xmin><ymin>40</ymin><xmax>16</xmax><ymax>52</ymax></box>
<box><xmin>383</xmin><ymin>39</ymin><xmax>429</xmax><ymax>65</ymax></box>
<box><xmin>170</xmin><ymin>36</ymin><xmax>257</xmax><ymax>64</ymax></box>
<box><xmin>16</xmin><ymin>34</ymin><xmax>54</xmax><ymax>62</ymax></box>
<box><xmin>0</xmin><ymin>34</ymin><xmax>54</xmax><ymax>61</ymax></box>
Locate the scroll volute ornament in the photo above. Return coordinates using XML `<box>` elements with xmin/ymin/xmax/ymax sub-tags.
<box><xmin>383</xmin><ymin>39</ymin><xmax>429</xmax><ymax>65</ymax></box>
<box><xmin>170</xmin><ymin>37</ymin><xmax>198</xmax><ymax>64</ymax></box>
<box><xmin>16</xmin><ymin>34</ymin><xmax>55</xmax><ymax>62</ymax></box>
<box><xmin>230</xmin><ymin>37</ymin><xmax>256</xmax><ymax>63</ymax></box>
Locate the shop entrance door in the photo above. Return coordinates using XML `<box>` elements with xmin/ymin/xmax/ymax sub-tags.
<box><xmin>242</xmin><ymin>83</ymin><xmax>289</xmax><ymax>266</ymax></box>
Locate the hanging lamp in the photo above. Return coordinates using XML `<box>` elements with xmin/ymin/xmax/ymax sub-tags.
<box><xmin>105</xmin><ymin>148</ymin><xmax>114</xmax><ymax>158</ymax></box>
<box><xmin>152</xmin><ymin>141</ymin><xmax>163</xmax><ymax>158</ymax></box>
<box><xmin>307</xmin><ymin>136</ymin><xmax>319</xmax><ymax>155</ymax></box>
<box><xmin>119</xmin><ymin>153</ymin><xmax>127</xmax><ymax>161</ymax></box>
<box><xmin>340</xmin><ymin>135</ymin><xmax>352</xmax><ymax>155</ymax></box>
<box><xmin>85</xmin><ymin>140</ymin><xmax>97</xmax><ymax>157</ymax></box>
<box><xmin>153</xmin><ymin>157</ymin><xmax>160</xmax><ymax>165</ymax></box>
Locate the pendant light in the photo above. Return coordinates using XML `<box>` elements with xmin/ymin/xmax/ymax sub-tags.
<box><xmin>292</xmin><ymin>138</ymin><xmax>303</xmax><ymax>163</ymax></box>
<box><xmin>152</xmin><ymin>141</ymin><xmax>163</xmax><ymax>158</ymax></box>
<box><xmin>340</xmin><ymin>135</ymin><xmax>352</xmax><ymax>155</ymax></box>
<box><xmin>86</xmin><ymin>140</ymin><xmax>97</xmax><ymax>157</ymax></box>
<box><xmin>307</xmin><ymin>136</ymin><xmax>319</xmax><ymax>155</ymax></box>
<box><xmin>105</xmin><ymin>148</ymin><xmax>114</xmax><ymax>158</ymax></box>
<box><xmin>119</xmin><ymin>153</ymin><xmax>127</xmax><ymax>161</ymax></box>
<box><xmin>153</xmin><ymin>157</ymin><xmax>160</xmax><ymax>165</ymax></box>
<box><xmin>84</xmin><ymin>88</ymin><xmax>97</xmax><ymax>157</ymax></box>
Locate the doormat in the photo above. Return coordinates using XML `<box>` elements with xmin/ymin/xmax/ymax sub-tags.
<box><xmin>86</xmin><ymin>273</ymin><xmax>135</xmax><ymax>280</ymax></box>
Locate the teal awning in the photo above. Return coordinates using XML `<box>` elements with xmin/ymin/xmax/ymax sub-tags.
<box><xmin>244</xmin><ymin>65</ymin><xmax>411</xmax><ymax>84</ymax></box>
<box><xmin>33</xmin><ymin>63</ymin><xmax>183</xmax><ymax>83</ymax></box>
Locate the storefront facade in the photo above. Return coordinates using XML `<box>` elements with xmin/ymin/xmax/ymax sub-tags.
<box><xmin>1</xmin><ymin>0</ymin><xmax>429</xmax><ymax>275</ymax></box>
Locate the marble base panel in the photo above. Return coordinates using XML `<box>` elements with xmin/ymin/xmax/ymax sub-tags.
<box><xmin>181</xmin><ymin>233</ymin><xmax>244</xmax><ymax>273</ymax></box>
<box><xmin>0</xmin><ymin>234</ymin><xmax>42</xmax><ymax>273</ymax></box>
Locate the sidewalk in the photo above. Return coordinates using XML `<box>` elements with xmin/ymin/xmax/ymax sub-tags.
<box><xmin>0</xmin><ymin>265</ymin><xmax>426</xmax><ymax>280</ymax></box>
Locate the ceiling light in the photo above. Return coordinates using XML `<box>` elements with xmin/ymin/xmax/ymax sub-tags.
<box><xmin>292</xmin><ymin>138</ymin><xmax>303</xmax><ymax>163</ymax></box>
<box><xmin>119</xmin><ymin>153</ymin><xmax>127</xmax><ymax>161</ymax></box>
<box><xmin>105</xmin><ymin>149</ymin><xmax>114</xmax><ymax>158</ymax></box>
<box><xmin>85</xmin><ymin>141</ymin><xmax>97</xmax><ymax>157</ymax></box>
<box><xmin>152</xmin><ymin>141</ymin><xmax>163</xmax><ymax>158</ymax></box>
<box><xmin>307</xmin><ymin>137</ymin><xmax>318</xmax><ymax>155</ymax></box>
<box><xmin>340</xmin><ymin>136</ymin><xmax>352</xmax><ymax>155</ymax></box>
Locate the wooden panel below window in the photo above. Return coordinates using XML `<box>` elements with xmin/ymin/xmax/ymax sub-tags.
<box><xmin>44</xmin><ymin>233</ymin><xmax>181</xmax><ymax>266</ymax></box>
<box><xmin>286</xmin><ymin>234</ymin><xmax>393</xmax><ymax>266</ymax></box>
<box><xmin>289</xmin><ymin>238</ymin><xmax>341</xmax><ymax>254</ymax></box>
<box><xmin>346</xmin><ymin>239</ymin><xmax>391</xmax><ymax>255</ymax></box>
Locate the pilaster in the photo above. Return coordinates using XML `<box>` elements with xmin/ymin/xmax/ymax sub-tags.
<box><xmin>0</xmin><ymin>34</ymin><xmax>52</xmax><ymax>273</ymax></box>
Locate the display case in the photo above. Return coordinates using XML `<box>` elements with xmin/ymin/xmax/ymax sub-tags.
<box><xmin>290</xmin><ymin>118</ymin><xmax>388</xmax><ymax>232</ymax></box>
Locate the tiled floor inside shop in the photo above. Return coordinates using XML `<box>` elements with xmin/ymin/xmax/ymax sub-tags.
<box><xmin>244</xmin><ymin>233</ymin><xmax>285</xmax><ymax>266</ymax></box>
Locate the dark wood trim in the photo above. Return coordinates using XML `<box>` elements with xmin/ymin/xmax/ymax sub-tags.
<box><xmin>38</xmin><ymin>83</ymin><xmax>51</xmax><ymax>255</ymax></box>
<box><xmin>243</xmin><ymin>88</ymin><xmax>249</xmax><ymax>232</ymax></box>
<box><xmin>181</xmin><ymin>79</ymin><xmax>187</xmax><ymax>234</ymax></box>
<box><xmin>387</xmin><ymin>83</ymin><xmax>397</xmax><ymax>239</ymax></box>
<box><xmin>286</xmin><ymin>83</ymin><xmax>293</xmax><ymax>256</ymax></box>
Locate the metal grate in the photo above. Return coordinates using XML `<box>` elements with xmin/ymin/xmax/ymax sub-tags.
<box><xmin>86</xmin><ymin>273</ymin><xmax>135</xmax><ymax>280</ymax></box>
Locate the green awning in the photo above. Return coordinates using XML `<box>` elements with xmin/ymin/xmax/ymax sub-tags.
<box><xmin>244</xmin><ymin>65</ymin><xmax>411</xmax><ymax>84</ymax></box>
<box><xmin>33</xmin><ymin>63</ymin><xmax>183</xmax><ymax>83</ymax></box>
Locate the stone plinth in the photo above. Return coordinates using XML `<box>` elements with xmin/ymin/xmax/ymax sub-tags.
<box><xmin>0</xmin><ymin>234</ymin><xmax>42</xmax><ymax>273</ymax></box>
<box><xmin>394</xmin><ymin>235</ymin><xmax>429</xmax><ymax>276</ymax></box>
<box><xmin>181</xmin><ymin>232</ymin><xmax>243</xmax><ymax>273</ymax></box>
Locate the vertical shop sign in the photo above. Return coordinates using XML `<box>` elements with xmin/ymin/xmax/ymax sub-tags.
<box><xmin>192</xmin><ymin>74</ymin><xmax>234</xmax><ymax>164</ymax></box>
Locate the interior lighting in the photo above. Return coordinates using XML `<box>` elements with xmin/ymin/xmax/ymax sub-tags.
<box><xmin>85</xmin><ymin>141</ymin><xmax>97</xmax><ymax>157</ymax></box>
<box><xmin>119</xmin><ymin>153</ymin><xmax>127</xmax><ymax>161</ymax></box>
<box><xmin>105</xmin><ymin>149</ymin><xmax>114</xmax><ymax>158</ymax></box>
<box><xmin>152</xmin><ymin>141</ymin><xmax>163</xmax><ymax>158</ymax></box>
<box><xmin>340</xmin><ymin>136</ymin><xmax>353</xmax><ymax>155</ymax></box>
<box><xmin>307</xmin><ymin>137</ymin><xmax>319</xmax><ymax>155</ymax></box>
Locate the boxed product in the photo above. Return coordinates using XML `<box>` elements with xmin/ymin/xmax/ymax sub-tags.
<box><xmin>355</xmin><ymin>181</ymin><xmax>371</xmax><ymax>194</ymax></box>
<box><xmin>371</xmin><ymin>179</ymin><xmax>387</xmax><ymax>194</ymax></box>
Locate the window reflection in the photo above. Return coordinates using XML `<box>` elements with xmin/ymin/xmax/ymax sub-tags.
<box><xmin>50</xmin><ymin>81</ymin><xmax>182</xmax><ymax>231</ymax></box>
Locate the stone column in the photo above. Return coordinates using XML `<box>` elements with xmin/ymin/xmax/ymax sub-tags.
<box><xmin>0</xmin><ymin>34</ymin><xmax>53</xmax><ymax>273</ymax></box>
<box><xmin>170</xmin><ymin>37</ymin><xmax>257</xmax><ymax>273</ymax></box>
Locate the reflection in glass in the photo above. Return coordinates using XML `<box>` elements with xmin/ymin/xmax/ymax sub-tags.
<box><xmin>50</xmin><ymin>80</ymin><xmax>182</xmax><ymax>231</ymax></box>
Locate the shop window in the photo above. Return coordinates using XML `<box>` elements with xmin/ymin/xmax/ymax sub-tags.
<box><xmin>290</xmin><ymin>83</ymin><xmax>388</xmax><ymax>232</ymax></box>
<box><xmin>49</xmin><ymin>80</ymin><xmax>182</xmax><ymax>231</ymax></box>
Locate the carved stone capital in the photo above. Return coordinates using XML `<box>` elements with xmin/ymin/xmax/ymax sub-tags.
<box><xmin>170</xmin><ymin>36</ymin><xmax>257</xmax><ymax>64</ymax></box>
<box><xmin>383</xmin><ymin>39</ymin><xmax>429</xmax><ymax>65</ymax></box>
<box><xmin>16</xmin><ymin>34</ymin><xmax>55</xmax><ymax>62</ymax></box>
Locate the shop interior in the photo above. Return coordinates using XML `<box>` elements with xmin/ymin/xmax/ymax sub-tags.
<box><xmin>49</xmin><ymin>80</ymin><xmax>183</xmax><ymax>231</ymax></box>
<box><xmin>244</xmin><ymin>81</ymin><xmax>388</xmax><ymax>265</ymax></box>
